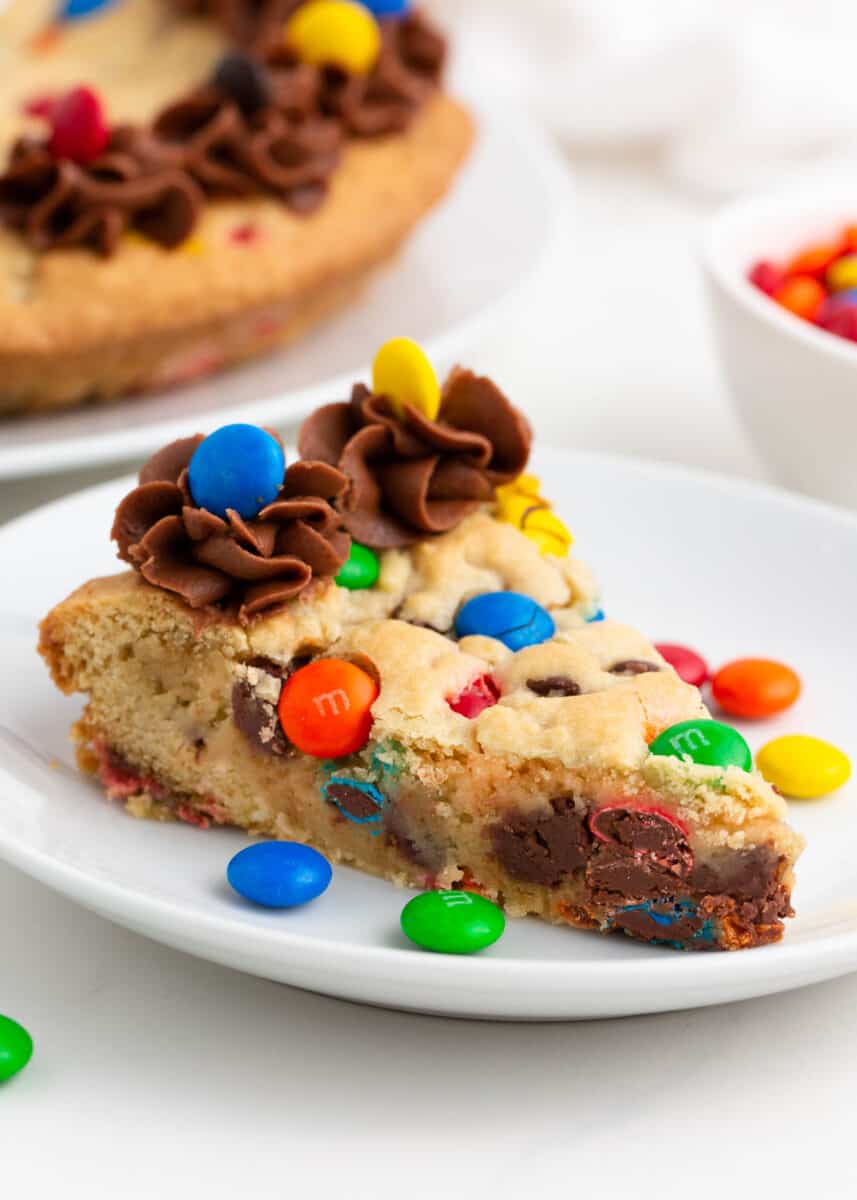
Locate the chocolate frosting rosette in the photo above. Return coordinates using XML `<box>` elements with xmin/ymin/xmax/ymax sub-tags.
<box><xmin>0</xmin><ymin>129</ymin><xmax>203</xmax><ymax>256</ymax></box>
<box><xmin>112</xmin><ymin>434</ymin><xmax>350</xmax><ymax>623</ymax></box>
<box><xmin>298</xmin><ymin>367</ymin><xmax>532</xmax><ymax>549</ymax></box>
<box><xmin>0</xmin><ymin>8</ymin><xmax>448</xmax><ymax>256</ymax></box>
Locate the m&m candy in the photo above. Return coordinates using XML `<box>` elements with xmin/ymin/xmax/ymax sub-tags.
<box><xmin>362</xmin><ymin>0</ymin><xmax>409</xmax><ymax>15</ymax></box>
<box><xmin>447</xmin><ymin>674</ymin><xmax>499</xmax><ymax>718</ymax></box>
<box><xmin>520</xmin><ymin>507</ymin><xmax>572</xmax><ymax>556</ymax></box>
<box><xmin>654</xmin><ymin>643</ymin><xmax>708</xmax><ymax>687</ymax></box>
<box><xmin>494</xmin><ymin>475</ymin><xmax>573</xmax><ymax>557</ymax></box>
<box><xmin>748</xmin><ymin>260</ymin><xmax>783</xmax><ymax>297</ymax></box>
<box><xmin>212</xmin><ymin>51</ymin><xmax>274</xmax><ymax>115</ymax></box>
<box><xmin>48</xmin><ymin>86</ymin><xmax>109</xmax><ymax>165</ymax></box>
<box><xmin>786</xmin><ymin>240</ymin><xmax>844</xmax><ymax>279</ymax></box>
<box><xmin>756</xmin><ymin>735</ymin><xmax>851</xmax><ymax>800</ymax></box>
<box><xmin>285</xmin><ymin>1</ymin><xmax>381</xmax><ymax>74</ymax></box>
<box><xmin>817</xmin><ymin>295</ymin><xmax>857</xmax><ymax>343</ymax></box>
<box><xmin>771</xmin><ymin>276</ymin><xmax>825</xmax><ymax>321</ymax></box>
<box><xmin>372</xmin><ymin>337</ymin><xmax>441</xmax><ymax>421</ymax></box>
<box><xmin>747</xmin><ymin>226</ymin><xmax>857</xmax><ymax>346</ymax></box>
<box><xmin>827</xmin><ymin>254</ymin><xmax>857</xmax><ymax>292</ymax></box>
<box><xmin>400</xmin><ymin>890</ymin><xmax>505</xmax><ymax>954</ymax></box>
<box><xmin>586</xmin><ymin>607</ymin><xmax>605</xmax><ymax>623</ymax></box>
<box><xmin>0</xmin><ymin>1015</ymin><xmax>33</xmax><ymax>1082</ymax></box>
<box><xmin>57</xmin><ymin>0</ymin><xmax>117</xmax><ymax>19</ymax></box>
<box><xmin>335</xmin><ymin>541</ymin><xmax>380</xmax><ymax>590</ymax></box>
<box><xmin>649</xmin><ymin>719</ymin><xmax>752</xmax><ymax>772</ymax></box>
<box><xmin>188</xmin><ymin>424</ymin><xmax>285</xmax><ymax>520</ymax></box>
<box><xmin>711</xmin><ymin>658</ymin><xmax>800</xmax><ymax>720</ymax></box>
<box><xmin>454</xmin><ymin>591</ymin><xmax>555</xmax><ymax>652</ymax></box>
<box><xmin>227</xmin><ymin>841</ymin><xmax>332</xmax><ymax>908</ymax></box>
<box><xmin>278</xmin><ymin>658</ymin><xmax>378</xmax><ymax>758</ymax></box>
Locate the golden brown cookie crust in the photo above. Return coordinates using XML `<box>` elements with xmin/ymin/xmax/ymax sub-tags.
<box><xmin>39</xmin><ymin>513</ymin><xmax>803</xmax><ymax>951</ymax></box>
<box><xmin>0</xmin><ymin>94</ymin><xmax>474</xmax><ymax>411</ymax></box>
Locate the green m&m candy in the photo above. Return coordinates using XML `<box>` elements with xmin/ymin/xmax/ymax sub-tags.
<box><xmin>400</xmin><ymin>890</ymin><xmax>505</xmax><ymax>955</ymax></box>
<box><xmin>335</xmin><ymin>541</ymin><xmax>380</xmax><ymax>590</ymax></box>
<box><xmin>0</xmin><ymin>1015</ymin><xmax>33</xmax><ymax>1082</ymax></box>
<box><xmin>649</xmin><ymin>718</ymin><xmax>752</xmax><ymax>772</ymax></box>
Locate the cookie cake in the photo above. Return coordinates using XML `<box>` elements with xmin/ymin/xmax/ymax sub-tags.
<box><xmin>38</xmin><ymin>337</ymin><xmax>804</xmax><ymax>952</ymax></box>
<box><xmin>0</xmin><ymin>0</ymin><xmax>472</xmax><ymax>413</ymax></box>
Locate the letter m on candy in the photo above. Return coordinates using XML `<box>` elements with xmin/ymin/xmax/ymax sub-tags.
<box><xmin>312</xmin><ymin>689</ymin><xmax>351</xmax><ymax>718</ymax></box>
<box><xmin>669</xmin><ymin>726</ymin><xmax>710</xmax><ymax>759</ymax></box>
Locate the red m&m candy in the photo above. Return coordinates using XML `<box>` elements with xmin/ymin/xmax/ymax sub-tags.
<box><xmin>748</xmin><ymin>260</ymin><xmax>783</xmax><ymax>297</ymax></box>
<box><xmin>711</xmin><ymin>658</ymin><xmax>801</xmax><ymax>720</ymax></box>
<box><xmin>447</xmin><ymin>674</ymin><xmax>499</xmax><ymax>719</ymax></box>
<box><xmin>278</xmin><ymin>659</ymin><xmax>378</xmax><ymax>758</ymax></box>
<box><xmin>49</xmin><ymin>86</ymin><xmax>109</xmax><ymax>165</ymax></box>
<box><xmin>654</xmin><ymin>643</ymin><xmax>708</xmax><ymax>688</ymax></box>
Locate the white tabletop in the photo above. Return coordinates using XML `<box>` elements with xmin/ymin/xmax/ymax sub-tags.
<box><xmin>1</xmin><ymin>160</ymin><xmax>847</xmax><ymax>1199</ymax></box>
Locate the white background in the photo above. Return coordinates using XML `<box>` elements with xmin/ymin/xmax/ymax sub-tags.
<box><xmin>3</xmin><ymin>155</ymin><xmax>854</xmax><ymax>1199</ymax></box>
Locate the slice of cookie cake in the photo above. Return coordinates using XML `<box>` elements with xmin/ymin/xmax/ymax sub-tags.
<box><xmin>39</xmin><ymin>340</ymin><xmax>803</xmax><ymax>951</ymax></box>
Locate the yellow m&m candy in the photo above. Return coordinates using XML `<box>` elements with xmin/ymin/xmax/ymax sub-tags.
<box><xmin>521</xmin><ymin>507</ymin><xmax>572</xmax><ymax>557</ymax></box>
<box><xmin>496</xmin><ymin>473</ymin><xmax>543</xmax><ymax>503</ymax></box>
<box><xmin>756</xmin><ymin>734</ymin><xmax>851</xmax><ymax>799</ymax></box>
<box><xmin>495</xmin><ymin>491</ymin><xmax>541</xmax><ymax>527</ymax></box>
<box><xmin>372</xmin><ymin>337</ymin><xmax>441</xmax><ymax>421</ymax></box>
<box><xmin>494</xmin><ymin>473</ymin><xmax>573</xmax><ymax>556</ymax></box>
<box><xmin>285</xmin><ymin>1</ymin><xmax>381</xmax><ymax>74</ymax></box>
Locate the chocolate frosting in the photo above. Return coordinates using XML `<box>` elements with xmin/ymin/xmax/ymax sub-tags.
<box><xmin>169</xmin><ymin>0</ymin><xmax>304</xmax><ymax>48</ymax></box>
<box><xmin>298</xmin><ymin>367</ymin><xmax>532</xmax><ymax>549</ymax></box>
<box><xmin>153</xmin><ymin>82</ymin><xmax>341</xmax><ymax>212</ymax></box>
<box><xmin>0</xmin><ymin>130</ymin><xmax>203</xmax><ymax>256</ymax></box>
<box><xmin>321</xmin><ymin>13</ymin><xmax>446</xmax><ymax>137</ymax></box>
<box><xmin>112</xmin><ymin>434</ymin><xmax>350</xmax><ymax>623</ymax></box>
<box><xmin>1</xmin><ymin>8</ymin><xmax>446</xmax><ymax>255</ymax></box>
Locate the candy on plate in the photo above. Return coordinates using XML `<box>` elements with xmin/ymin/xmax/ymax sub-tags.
<box><xmin>712</xmin><ymin>657</ymin><xmax>801</xmax><ymax>720</ymax></box>
<box><xmin>756</xmin><ymin>735</ymin><xmax>851</xmax><ymax>800</ymax></box>
<box><xmin>227</xmin><ymin>841</ymin><xmax>332</xmax><ymax>908</ymax></box>
<box><xmin>400</xmin><ymin>890</ymin><xmax>506</xmax><ymax>954</ymax></box>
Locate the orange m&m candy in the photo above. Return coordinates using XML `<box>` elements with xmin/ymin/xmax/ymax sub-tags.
<box><xmin>785</xmin><ymin>240</ymin><xmax>844</xmax><ymax>279</ymax></box>
<box><xmin>278</xmin><ymin>658</ymin><xmax>379</xmax><ymax>758</ymax></box>
<box><xmin>711</xmin><ymin>658</ymin><xmax>801</xmax><ymax>720</ymax></box>
<box><xmin>772</xmin><ymin>276</ymin><xmax>826</xmax><ymax>321</ymax></box>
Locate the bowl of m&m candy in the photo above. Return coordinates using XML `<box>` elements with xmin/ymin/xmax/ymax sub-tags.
<box><xmin>702</xmin><ymin>177</ymin><xmax>857</xmax><ymax>510</ymax></box>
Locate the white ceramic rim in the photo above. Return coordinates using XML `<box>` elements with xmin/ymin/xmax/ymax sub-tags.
<box><xmin>0</xmin><ymin>103</ymin><xmax>571</xmax><ymax>480</ymax></box>
<box><xmin>2</xmin><ymin>447</ymin><xmax>857</xmax><ymax>1006</ymax></box>
<box><xmin>700</xmin><ymin>173</ymin><xmax>857</xmax><ymax>364</ymax></box>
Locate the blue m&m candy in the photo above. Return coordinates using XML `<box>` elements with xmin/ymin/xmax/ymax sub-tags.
<box><xmin>58</xmin><ymin>0</ymin><xmax>118</xmax><ymax>19</ymax></box>
<box><xmin>227</xmin><ymin>841</ymin><xmax>332</xmax><ymax>908</ymax></box>
<box><xmin>362</xmin><ymin>0</ymin><xmax>410</xmax><ymax>15</ymax></box>
<box><xmin>188</xmin><ymin>424</ymin><xmax>285</xmax><ymax>520</ymax></box>
<box><xmin>455</xmin><ymin>591</ymin><xmax>555</xmax><ymax>651</ymax></box>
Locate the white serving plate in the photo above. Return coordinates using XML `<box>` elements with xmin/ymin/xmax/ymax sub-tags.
<box><xmin>0</xmin><ymin>105</ymin><xmax>568</xmax><ymax>479</ymax></box>
<box><xmin>0</xmin><ymin>447</ymin><xmax>855</xmax><ymax>1020</ymax></box>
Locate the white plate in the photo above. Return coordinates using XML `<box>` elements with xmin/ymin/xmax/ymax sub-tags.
<box><xmin>1</xmin><ymin>448</ymin><xmax>855</xmax><ymax>1020</ymax></box>
<box><xmin>0</xmin><ymin>106</ymin><xmax>568</xmax><ymax>480</ymax></box>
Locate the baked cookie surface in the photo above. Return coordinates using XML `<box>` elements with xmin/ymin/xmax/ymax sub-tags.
<box><xmin>0</xmin><ymin>1</ymin><xmax>473</xmax><ymax>412</ymax></box>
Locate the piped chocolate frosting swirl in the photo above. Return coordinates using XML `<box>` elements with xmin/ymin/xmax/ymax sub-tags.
<box><xmin>0</xmin><ymin>128</ymin><xmax>203</xmax><ymax>256</ymax></box>
<box><xmin>112</xmin><ymin>434</ymin><xmax>350</xmax><ymax>623</ymax></box>
<box><xmin>0</xmin><ymin>9</ymin><xmax>446</xmax><ymax>255</ymax></box>
<box><xmin>169</xmin><ymin>0</ymin><xmax>304</xmax><ymax>48</ymax></box>
<box><xmin>299</xmin><ymin>368</ymin><xmax>532</xmax><ymax>549</ymax></box>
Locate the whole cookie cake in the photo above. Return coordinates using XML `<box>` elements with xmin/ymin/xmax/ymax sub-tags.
<box><xmin>38</xmin><ymin>338</ymin><xmax>804</xmax><ymax>952</ymax></box>
<box><xmin>0</xmin><ymin>0</ymin><xmax>472</xmax><ymax>413</ymax></box>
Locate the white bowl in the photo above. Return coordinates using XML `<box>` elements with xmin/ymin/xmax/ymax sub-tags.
<box><xmin>702</xmin><ymin>177</ymin><xmax>857</xmax><ymax>509</ymax></box>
